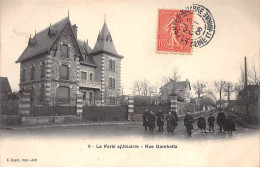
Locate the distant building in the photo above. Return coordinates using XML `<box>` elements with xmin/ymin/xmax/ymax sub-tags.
<box><xmin>16</xmin><ymin>16</ymin><xmax>123</xmax><ymax>106</ymax></box>
<box><xmin>239</xmin><ymin>84</ymin><xmax>259</xmax><ymax>104</ymax></box>
<box><xmin>0</xmin><ymin>77</ymin><xmax>12</xmax><ymax>102</ymax></box>
<box><xmin>160</xmin><ymin>79</ymin><xmax>191</xmax><ymax>102</ymax></box>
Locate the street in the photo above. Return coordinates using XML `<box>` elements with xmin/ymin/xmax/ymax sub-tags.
<box><xmin>0</xmin><ymin>111</ymin><xmax>258</xmax><ymax>140</ymax></box>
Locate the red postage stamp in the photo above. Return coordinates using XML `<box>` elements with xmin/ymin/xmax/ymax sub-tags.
<box><xmin>157</xmin><ymin>9</ymin><xmax>193</xmax><ymax>54</ymax></box>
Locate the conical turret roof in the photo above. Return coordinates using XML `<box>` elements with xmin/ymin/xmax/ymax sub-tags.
<box><xmin>91</xmin><ymin>22</ymin><xmax>119</xmax><ymax>56</ymax></box>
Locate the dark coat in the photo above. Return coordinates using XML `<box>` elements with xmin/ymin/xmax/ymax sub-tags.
<box><xmin>225</xmin><ymin>118</ymin><xmax>236</xmax><ymax>131</ymax></box>
<box><xmin>166</xmin><ymin>114</ymin><xmax>176</xmax><ymax>132</ymax></box>
<box><xmin>184</xmin><ymin>114</ymin><xmax>194</xmax><ymax>130</ymax></box>
<box><xmin>171</xmin><ymin>111</ymin><xmax>179</xmax><ymax>121</ymax></box>
<box><xmin>156</xmin><ymin>111</ymin><xmax>164</xmax><ymax>127</ymax></box>
<box><xmin>143</xmin><ymin>111</ymin><xmax>149</xmax><ymax>126</ymax></box>
<box><xmin>197</xmin><ymin>117</ymin><xmax>206</xmax><ymax>129</ymax></box>
<box><xmin>208</xmin><ymin>115</ymin><xmax>215</xmax><ymax>127</ymax></box>
<box><xmin>217</xmin><ymin>112</ymin><xmax>226</xmax><ymax>126</ymax></box>
<box><xmin>148</xmin><ymin>114</ymin><xmax>156</xmax><ymax>128</ymax></box>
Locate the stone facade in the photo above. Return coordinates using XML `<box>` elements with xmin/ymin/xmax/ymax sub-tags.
<box><xmin>17</xmin><ymin>17</ymin><xmax>123</xmax><ymax>106</ymax></box>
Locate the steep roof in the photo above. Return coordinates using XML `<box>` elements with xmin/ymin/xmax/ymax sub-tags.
<box><xmin>16</xmin><ymin>17</ymin><xmax>81</xmax><ymax>63</ymax></box>
<box><xmin>91</xmin><ymin>22</ymin><xmax>123</xmax><ymax>58</ymax></box>
<box><xmin>77</xmin><ymin>40</ymin><xmax>97</xmax><ymax>67</ymax></box>
<box><xmin>0</xmin><ymin>77</ymin><xmax>11</xmax><ymax>93</ymax></box>
<box><xmin>161</xmin><ymin>79</ymin><xmax>191</xmax><ymax>90</ymax></box>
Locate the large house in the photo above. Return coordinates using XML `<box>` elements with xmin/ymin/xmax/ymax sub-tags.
<box><xmin>160</xmin><ymin>79</ymin><xmax>191</xmax><ymax>102</ymax></box>
<box><xmin>16</xmin><ymin>16</ymin><xmax>123</xmax><ymax>106</ymax></box>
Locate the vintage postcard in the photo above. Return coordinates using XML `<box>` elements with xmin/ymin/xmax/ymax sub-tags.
<box><xmin>0</xmin><ymin>0</ymin><xmax>259</xmax><ymax>167</ymax></box>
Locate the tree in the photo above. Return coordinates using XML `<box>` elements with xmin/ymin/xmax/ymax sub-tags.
<box><xmin>131</xmin><ymin>80</ymin><xmax>142</xmax><ymax>95</ymax></box>
<box><xmin>224</xmin><ymin>82</ymin><xmax>234</xmax><ymax>108</ymax></box>
<box><xmin>249</xmin><ymin>62</ymin><xmax>260</xmax><ymax>85</ymax></box>
<box><xmin>193</xmin><ymin>80</ymin><xmax>207</xmax><ymax>98</ymax></box>
<box><xmin>214</xmin><ymin>80</ymin><xmax>226</xmax><ymax>109</ymax></box>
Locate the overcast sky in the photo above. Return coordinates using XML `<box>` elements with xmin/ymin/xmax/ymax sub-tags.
<box><xmin>0</xmin><ymin>0</ymin><xmax>259</xmax><ymax>99</ymax></box>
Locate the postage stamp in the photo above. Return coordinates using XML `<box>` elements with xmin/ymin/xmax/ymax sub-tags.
<box><xmin>156</xmin><ymin>9</ymin><xmax>193</xmax><ymax>54</ymax></box>
<box><xmin>186</xmin><ymin>4</ymin><xmax>216</xmax><ymax>48</ymax></box>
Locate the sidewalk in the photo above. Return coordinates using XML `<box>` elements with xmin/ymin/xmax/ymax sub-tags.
<box><xmin>2</xmin><ymin>121</ymin><xmax>142</xmax><ymax>130</ymax></box>
<box><xmin>227</xmin><ymin>111</ymin><xmax>259</xmax><ymax>129</ymax></box>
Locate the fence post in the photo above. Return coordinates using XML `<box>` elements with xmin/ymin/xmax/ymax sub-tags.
<box><xmin>170</xmin><ymin>94</ymin><xmax>177</xmax><ymax>114</ymax></box>
<box><xmin>19</xmin><ymin>91</ymin><xmax>30</xmax><ymax>124</ymax></box>
<box><xmin>76</xmin><ymin>93</ymin><xmax>83</xmax><ymax>122</ymax></box>
<box><xmin>128</xmin><ymin>96</ymin><xmax>134</xmax><ymax>121</ymax></box>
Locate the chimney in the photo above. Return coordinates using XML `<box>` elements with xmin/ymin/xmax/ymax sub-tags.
<box><xmin>72</xmin><ymin>24</ymin><xmax>78</xmax><ymax>39</ymax></box>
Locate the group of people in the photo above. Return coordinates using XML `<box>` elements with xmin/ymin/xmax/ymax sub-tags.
<box><xmin>143</xmin><ymin>109</ymin><xmax>178</xmax><ymax>133</ymax></box>
<box><xmin>142</xmin><ymin>109</ymin><xmax>237</xmax><ymax>136</ymax></box>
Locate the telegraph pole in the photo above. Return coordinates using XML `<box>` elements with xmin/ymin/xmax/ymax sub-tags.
<box><xmin>244</xmin><ymin>56</ymin><xmax>250</xmax><ymax>116</ymax></box>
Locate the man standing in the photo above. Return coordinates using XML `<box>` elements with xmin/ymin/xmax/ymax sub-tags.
<box><xmin>142</xmin><ymin>109</ymin><xmax>149</xmax><ymax>131</ymax></box>
<box><xmin>156</xmin><ymin>109</ymin><xmax>164</xmax><ymax>132</ymax></box>
<box><xmin>217</xmin><ymin>111</ymin><xmax>226</xmax><ymax>132</ymax></box>
<box><xmin>208</xmin><ymin>113</ymin><xmax>215</xmax><ymax>132</ymax></box>
<box><xmin>184</xmin><ymin>111</ymin><xmax>194</xmax><ymax>136</ymax></box>
<box><xmin>166</xmin><ymin>112</ymin><xmax>174</xmax><ymax>134</ymax></box>
<box><xmin>197</xmin><ymin>116</ymin><xmax>207</xmax><ymax>133</ymax></box>
<box><xmin>148</xmin><ymin>111</ymin><xmax>156</xmax><ymax>133</ymax></box>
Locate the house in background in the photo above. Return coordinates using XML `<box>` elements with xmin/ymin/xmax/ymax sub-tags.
<box><xmin>160</xmin><ymin>79</ymin><xmax>191</xmax><ymax>103</ymax></box>
<box><xmin>0</xmin><ymin>77</ymin><xmax>12</xmax><ymax>102</ymax></box>
<box><xmin>16</xmin><ymin>16</ymin><xmax>123</xmax><ymax>106</ymax></box>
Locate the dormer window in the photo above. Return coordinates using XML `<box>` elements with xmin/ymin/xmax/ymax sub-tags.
<box><xmin>61</xmin><ymin>44</ymin><xmax>69</xmax><ymax>58</ymax></box>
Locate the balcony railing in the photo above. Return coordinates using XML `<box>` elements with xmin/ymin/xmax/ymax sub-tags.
<box><xmin>79</xmin><ymin>80</ymin><xmax>101</xmax><ymax>89</ymax></box>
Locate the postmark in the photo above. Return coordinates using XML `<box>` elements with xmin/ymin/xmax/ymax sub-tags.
<box><xmin>186</xmin><ymin>4</ymin><xmax>216</xmax><ymax>48</ymax></box>
<box><xmin>156</xmin><ymin>9</ymin><xmax>193</xmax><ymax>54</ymax></box>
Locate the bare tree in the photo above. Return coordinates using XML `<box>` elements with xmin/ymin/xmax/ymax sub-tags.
<box><xmin>224</xmin><ymin>82</ymin><xmax>234</xmax><ymax>107</ymax></box>
<box><xmin>214</xmin><ymin>80</ymin><xmax>226</xmax><ymax>109</ymax></box>
<box><xmin>234</xmin><ymin>83</ymin><xmax>243</xmax><ymax>98</ymax></box>
<box><xmin>141</xmin><ymin>79</ymin><xmax>151</xmax><ymax>97</ymax></box>
<box><xmin>171</xmin><ymin>65</ymin><xmax>182</xmax><ymax>82</ymax></box>
<box><xmin>249</xmin><ymin>62</ymin><xmax>260</xmax><ymax>85</ymax></box>
<box><xmin>131</xmin><ymin>80</ymin><xmax>142</xmax><ymax>95</ymax></box>
<box><xmin>193</xmin><ymin>80</ymin><xmax>207</xmax><ymax>98</ymax></box>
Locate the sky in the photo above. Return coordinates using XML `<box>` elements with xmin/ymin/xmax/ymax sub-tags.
<box><xmin>0</xmin><ymin>0</ymin><xmax>259</xmax><ymax>100</ymax></box>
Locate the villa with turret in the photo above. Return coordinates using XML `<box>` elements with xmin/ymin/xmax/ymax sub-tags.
<box><xmin>16</xmin><ymin>16</ymin><xmax>123</xmax><ymax>106</ymax></box>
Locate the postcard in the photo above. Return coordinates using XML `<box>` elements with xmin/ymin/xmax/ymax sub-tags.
<box><xmin>0</xmin><ymin>0</ymin><xmax>259</xmax><ymax>167</ymax></box>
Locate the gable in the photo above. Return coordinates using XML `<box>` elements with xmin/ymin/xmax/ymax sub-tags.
<box><xmin>16</xmin><ymin>17</ymin><xmax>83</xmax><ymax>63</ymax></box>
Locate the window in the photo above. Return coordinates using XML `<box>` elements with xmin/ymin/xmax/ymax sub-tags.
<box><xmin>89</xmin><ymin>73</ymin><xmax>93</xmax><ymax>81</ymax></box>
<box><xmin>21</xmin><ymin>69</ymin><xmax>25</xmax><ymax>82</ymax></box>
<box><xmin>109</xmin><ymin>77</ymin><xmax>112</xmax><ymax>88</ymax></box>
<box><xmin>109</xmin><ymin>60</ymin><xmax>115</xmax><ymax>70</ymax></box>
<box><xmin>112</xmin><ymin>60</ymin><xmax>116</xmax><ymax>70</ymax></box>
<box><xmin>81</xmin><ymin>71</ymin><xmax>87</xmax><ymax>81</ymax></box>
<box><xmin>30</xmin><ymin>66</ymin><xmax>35</xmax><ymax>80</ymax></box>
<box><xmin>109</xmin><ymin>78</ymin><xmax>115</xmax><ymax>89</ymax></box>
<box><xmin>112</xmin><ymin>78</ymin><xmax>116</xmax><ymax>89</ymax></box>
<box><xmin>41</xmin><ymin>62</ymin><xmax>45</xmax><ymax>78</ymax></box>
<box><xmin>56</xmin><ymin>86</ymin><xmax>70</xmax><ymax>102</ymax></box>
<box><xmin>30</xmin><ymin>87</ymin><xmax>35</xmax><ymax>102</ymax></box>
<box><xmin>60</xmin><ymin>65</ymin><xmax>69</xmax><ymax>80</ymax></box>
<box><xmin>89</xmin><ymin>92</ymin><xmax>93</xmax><ymax>101</ymax></box>
<box><xmin>39</xmin><ymin>85</ymin><xmax>45</xmax><ymax>102</ymax></box>
<box><xmin>61</xmin><ymin>44</ymin><xmax>68</xmax><ymax>58</ymax></box>
<box><xmin>109</xmin><ymin>60</ymin><xmax>112</xmax><ymax>69</ymax></box>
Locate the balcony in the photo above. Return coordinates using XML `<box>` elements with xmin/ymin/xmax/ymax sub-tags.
<box><xmin>79</xmin><ymin>80</ymin><xmax>101</xmax><ymax>90</ymax></box>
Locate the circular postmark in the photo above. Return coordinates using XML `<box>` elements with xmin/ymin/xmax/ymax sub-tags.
<box><xmin>186</xmin><ymin>4</ymin><xmax>216</xmax><ymax>48</ymax></box>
